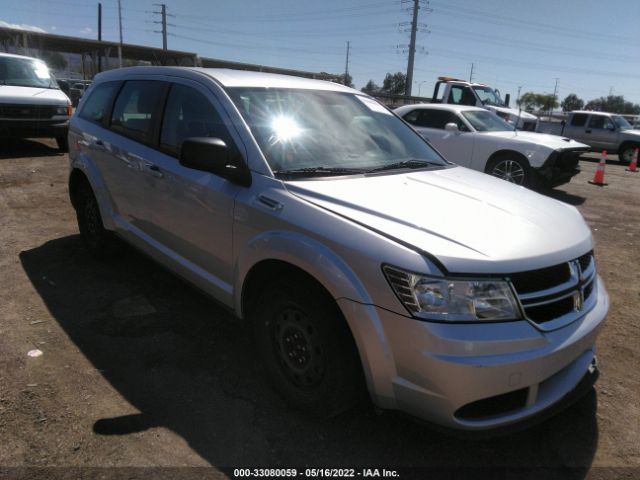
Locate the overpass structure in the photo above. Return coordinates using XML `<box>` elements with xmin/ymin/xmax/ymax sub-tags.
<box><xmin>0</xmin><ymin>27</ymin><xmax>340</xmax><ymax>82</ymax></box>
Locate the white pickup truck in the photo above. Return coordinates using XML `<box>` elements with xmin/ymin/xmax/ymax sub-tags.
<box><xmin>431</xmin><ymin>77</ymin><xmax>539</xmax><ymax>132</ymax></box>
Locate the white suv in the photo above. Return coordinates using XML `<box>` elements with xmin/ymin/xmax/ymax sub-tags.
<box><xmin>68</xmin><ymin>67</ymin><xmax>608</xmax><ymax>432</ymax></box>
<box><xmin>0</xmin><ymin>52</ymin><xmax>72</xmax><ymax>150</ymax></box>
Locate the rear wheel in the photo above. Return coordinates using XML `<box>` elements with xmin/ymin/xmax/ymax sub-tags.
<box><xmin>251</xmin><ymin>274</ymin><xmax>364</xmax><ymax>417</ymax></box>
<box><xmin>75</xmin><ymin>181</ymin><xmax>119</xmax><ymax>258</ymax></box>
<box><xmin>486</xmin><ymin>153</ymin><xmax>535</xmax><ymax>188</ymax></box>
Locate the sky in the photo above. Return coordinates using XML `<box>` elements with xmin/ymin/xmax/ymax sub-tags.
<box><xmin>1</xmin><ymin>0</ymin><xmax>639</xmax><ymax>105</ymax></box>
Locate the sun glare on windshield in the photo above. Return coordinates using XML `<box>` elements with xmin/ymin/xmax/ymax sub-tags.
<box><xmin>270</xmin><ymin>115</ymin><xmax>303</xmax><ymax>144</ymax></box>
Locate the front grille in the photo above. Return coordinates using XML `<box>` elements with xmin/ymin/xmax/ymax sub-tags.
<box><xmin>0</xmin><ymin>104</ymin><xmax>57</xmax><ymax>119</ymax></box>
<box><xmin>510</xmin><ymin>251</ymin><xmax>596</xmax><ymax>330</ymax></box>
<box><xmin>510</xmin><ymin>263</ymin><xmax>570</xmax><ymax>294</ymax></box>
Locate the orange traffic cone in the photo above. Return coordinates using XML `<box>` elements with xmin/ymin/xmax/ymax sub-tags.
<box><xmin>626</xmin><ymin>148</ymin><xmax>639</xmax><ymax>172</ymax></box>
<box><xmin>589</xmin><ymin>151</ymin><xmax>608</xmax><ymax>186</ymax></box>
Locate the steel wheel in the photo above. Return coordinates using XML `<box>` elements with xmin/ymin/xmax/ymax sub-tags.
<box><xmin>491</xmin><ymin>159</ymin><xmax>526</xmax><ymax>185</ymax></box>
<box><xmin>272</xmin><ymin>307</ymin><xmax>325</xmax><ymax>389</ymax></box>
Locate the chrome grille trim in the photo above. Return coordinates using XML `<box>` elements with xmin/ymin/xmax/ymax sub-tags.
<box><xmin>510</xmin><ymin>252</ymin><xmax>596</xmax><ymax>331</ymax></box>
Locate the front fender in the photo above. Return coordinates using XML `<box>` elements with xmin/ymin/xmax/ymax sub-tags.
<box><xmin>234</xmin><ymin>230</ymin><xmax>373</xmax><ymax>316</ymax></box>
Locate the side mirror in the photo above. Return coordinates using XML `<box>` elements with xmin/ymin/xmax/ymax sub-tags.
<box><xmin>504</xmin><ymin>93</ymin><xmax>511</xmax><ymax>107</ymax></box>
<box><xmin>445</xmin><ymin>122</ymin><xmax>460</xmax><ymax>134</ymax></box>
<box><xmin>180</xmin><ymin>137</ymin><xmax>251</xmax><ymax>187</ymax></box>
<box><xmin>608</xmin><ymin>125</ymin><xmax>617</xmax><ymax>131</ymax></box>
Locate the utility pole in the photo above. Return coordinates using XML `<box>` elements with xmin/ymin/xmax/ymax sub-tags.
<box><xmin>405</xmin><ymin>0</ymin><xmax>420</xmax><ymax>96</ymax></box>
<box><xmin>153</xmin><ymin>4</ymin><xmax>173</xmax><ymax>50</ymax></box>
<box><xmin>469</xmin><ymin>62</ymin><xmax>474</xmax><ymax>83</ymax></box>
<box><xmin>343</xmin><ymin>41</ymin><xmax>350</xmax><ymax>86</ymax></box>
<box><xmin>97</xmin><ymin>2</ymin><xmax>102</xmax><ymax>72</ymax></box>
<box><xmin>516</xmin><ymin>85</ymin><xmax>522</xmax><ymax>105</ymax></box>
<box><xmin>550</xmin><ymin>78</ymin><xmax>559</xmax><ymax>120</ymax></box>
<box><xmin>609</xmin><ymin>86</ymin><xmax>614</xmax><ymax>96</ymax></box>
<box><xmin>117</xmin><ymin>0</ymin><xmax>123</xmax><ymax>68</ymax></box>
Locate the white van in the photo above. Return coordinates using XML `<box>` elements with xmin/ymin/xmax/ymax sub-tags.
<box><xmin>0</xmin><ymin>52</ymin><xmax>72</xmax><ymax>150</ymax></box>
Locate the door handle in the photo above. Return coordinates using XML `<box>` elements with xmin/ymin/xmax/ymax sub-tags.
<box><xmin>143</xmin><ymin>163</ymin><xmax>164</xmax><ymax>178</ymax></box>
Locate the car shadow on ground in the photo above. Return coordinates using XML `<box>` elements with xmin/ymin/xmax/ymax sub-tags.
<box><xmin>540</xmin><ymin>188</ymin><xmax>587</xmax><ymax>206</ymax></box>
<box><xmin>20</xmin><ymin>235</ymin><xmax>599</xmax><ymax>479</ymax></box>
<box><xmin>0</xmin><ymin>138</ymin><xmax>63</xmax><ymax>160</ymax></box>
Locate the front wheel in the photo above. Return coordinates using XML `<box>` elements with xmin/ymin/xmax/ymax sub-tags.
<box><xmin>251</xmin><ymin>274</ymin><xmax>364</xmax><ymax>417</ymax></box>
<box><xmin>56</xmin><ymin>135</ymin><xmax>69</xmax><ymax>152</ymax></box>
<box><xmin>618</xmin><ymin>145</ymin><xmax>638</xmax><ymax>164</ymax></box>
<box><xmin>485</xmin><ymin>154</ymin><xmax>535</xmax><ymax>188</ymax></box>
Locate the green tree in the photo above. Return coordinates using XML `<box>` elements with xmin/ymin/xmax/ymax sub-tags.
<box><xmin>585</xmin><ymin>95</ymin><xmax>640</xmax><ymax>114</ymax></box>
<box><xmin>517</xmin><ymin>92</ymin><xmax>559</xmax><ymax>112</ymax></box>
<box><xmin>339</xmin><ymin>73</ymin><xmax>354</xmax><ymax>88</ymax></box>
<box><xmin>361</xmin><ymin>79</ymin><xmax>380</xmax><ymax>93</ymax></box>
<box><xmin>561</xmin><ymin>93</ymin><xmax>584</xmax><ymax>112</ymax></box>
<box><xmin>381</xmin><ymin>72</ymin><xmax>406</xmax><ymax>94</ymax></box>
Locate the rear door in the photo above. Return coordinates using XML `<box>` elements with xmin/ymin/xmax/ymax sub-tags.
<box><xmin>402</xmin><ymin>108</ymin><xmax>474</xmax><ymax>165</ymax></box>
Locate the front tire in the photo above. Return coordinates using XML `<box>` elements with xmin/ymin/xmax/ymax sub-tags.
<box><xmin>251</xmin><ymin>274</ymin><xmax>364</xmax><ymax>417</ymax></box>
<box><xmin>485</xmin><ymin>153</ymin><xmax>535</xmax><ymax>188</ymax></box>
<box><xmin>56</xmin><ymin>135</ymin><xmax>69</xmax><ymax>152</ymax></box>
<box><xmin>618</xmin><ymin>144</ymin><xmax>638</xmax><ymax>164</ymax></box>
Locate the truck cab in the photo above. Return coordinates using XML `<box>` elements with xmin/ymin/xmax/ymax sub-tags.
<box><xmin>433</xmin><ymin>77</ymin><xmax>539</xmax><ymax>132</ymax></box>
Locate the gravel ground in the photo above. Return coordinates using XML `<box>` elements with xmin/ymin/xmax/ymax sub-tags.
<box><xmin>0</xmin><ymin>140</ymin><xmax>638</xmax><ymax>480</ymax></box>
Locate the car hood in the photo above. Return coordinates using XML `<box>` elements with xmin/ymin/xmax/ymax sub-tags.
<box><xmin>482</xmin><ymin>131</ymin><xmax>590</xmax><ymax>151</ymax></box>
<box><xmin>621</xmin><ymin>129</ymin><xmax>640</xmax><ymax>139</ymax></box>
<box><xmin>286</xmin><ymin>166</ymin><xmax>592</xmax><ymax>274</ymax></box>
<box><xmin>488</xmin><ymin>105</ymin><xmax>537</xmax><ymax>120</ymax></box>
<box><xmin>0</xmin><ymin>85</ymin><xmax>69</xmax><ymax>105</ymax></box>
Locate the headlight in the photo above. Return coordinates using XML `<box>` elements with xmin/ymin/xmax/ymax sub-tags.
<box><xmin>383</xmin><ymin>265</ymin><xmax>521</xmax><ymax>322</ymax></box>
<box><xmin>56</xmin><ymin>105</ymin><xmax>69</xmax><ymax>115</ymax></box>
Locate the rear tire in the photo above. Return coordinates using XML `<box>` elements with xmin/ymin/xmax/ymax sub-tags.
<box><xmin>75</xmin><ymin>181</ymin><xmax>119</xmax><ymax>258</ymax></box>
<box><xmin>251</xmin><ymin>274</ymin><xmax>364</xmax><ymax>417</ymax></box>
<box><xmin>56</xmin><ymin>135</ymin><xmax>69</xmax><ymax>152</ymax></box>
<box><xmin>485</xmin><ymin>153</ymin><xmax>536</xmax><ymax>188</ymax></box>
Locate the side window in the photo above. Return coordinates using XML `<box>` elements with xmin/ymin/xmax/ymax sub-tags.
<box><xmin>570</xmin><ymin>113</ymin><xmax>588</xmax><ymax>127</ymax></box>
<box><xmin>402</xmin><ymin>110</ymin><xmax>420</xmax><ymax>124</ymax></box>
<box><xmin>588</xmin><ymin>115</ymin><xmax>612</xmax><ymax>129</ymax></box>
<box><xmin>416</xmin><ymin>110</ymin><xmax>460</xmax><ymax>129</ymax></box>
<box><xmin>110</xmin><ymin>80</ymin><xmax>165</xmax><ymax>143</ymax></box>
<box><xmin>78</xmin><ymin>82</ymin><xmax>119</xmax><ymax>124</ymax></box>
<box><xmin>448</xmin><ymin>86</ymin><xmax>475</xmax><ymax>106</ymax></box>
<box><xmin>160</xmin><ymin>83</ymin><xmax>231</xmax><ymax>156</ymax></box>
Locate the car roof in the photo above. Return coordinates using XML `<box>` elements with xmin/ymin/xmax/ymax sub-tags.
<box><xmin>0</xmin><ymin>52</ymin><xmax>43</xmax><ymax>61</ymax></box>
<box><xmin>394</xmin><ymin>103</ymin><xmax>485</xmax><ymax>114</ymax></box>
<box><xmin>571</xmin><ymin>110</ymin><xmax>616</xmax><ymax>116</ymax></box>
<box><xmin>94</xmin><ymin>66</ymin><xmax>358</xmax><ymax>93</ymax></box>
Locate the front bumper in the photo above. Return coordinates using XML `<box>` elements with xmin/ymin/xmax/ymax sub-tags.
<box><xmin>0</xmin><ymin>118</ymin><xmax>69</xmax><ymax>139</ymax></box>
<box><xmin>536</xmin><ymin>148</ymin><xmax>589</xmax><ymax>188</ymax></box>
<box><xmin>337</xmin><ymin>275</ymin><xmax>608</xmax><ymax>431</ymax></box>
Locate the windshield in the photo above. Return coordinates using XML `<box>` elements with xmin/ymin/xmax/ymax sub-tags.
<box><xmin>462</xmin><ymin>110</ymin><xmax>513</xmax><ymax>132</ymax></box>
<box><xmin>0</xmin><ymin>56</ymin><xmax>58</xmax><ymax>89</ymax></box>
<box><xmin>472</xmin><ymin>86</ymin><xmax>504</xmax><ymax>106</ymax></box>
<box><xmin>227</xmin><ymin>87</ymin><xmax>446</xmax><ymax>176</ymax></box>
<box><xmin>612</xmin><ymin>115</ymin><xmax>632</xmax><ymax>130</ymax></box>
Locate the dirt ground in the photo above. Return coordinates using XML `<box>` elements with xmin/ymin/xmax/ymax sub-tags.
<box><xmin>0</xmin><ymin>139</ymin><xmax>638</xmax><ymax>480</ymax></box>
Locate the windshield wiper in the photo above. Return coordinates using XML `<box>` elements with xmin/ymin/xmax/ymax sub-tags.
<box><xmin>273</xmin><ymin>166</ymin><xmax>366</xmax><ymax>178</ymax></box>
<box><xmin>366</xmin><ymin>159</ymin><xmax>437</xmax><ymax>173</ymax></box>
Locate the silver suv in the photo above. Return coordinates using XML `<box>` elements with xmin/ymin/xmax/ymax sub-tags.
<box><xmin>68</xmin><ymin>67</ymin><xmax>608</xmax><ymax>431</ymax></box>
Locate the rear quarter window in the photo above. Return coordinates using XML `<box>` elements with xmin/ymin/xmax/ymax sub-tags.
<box><xmin>570</xmin><ymin>113</ymin><xmax>588</xmax><ymax>127</ymax></box>
<box><xmin>78</xmin><ymin>82</ymin><xmax>120</xmax><ymax>124</ymax></box>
